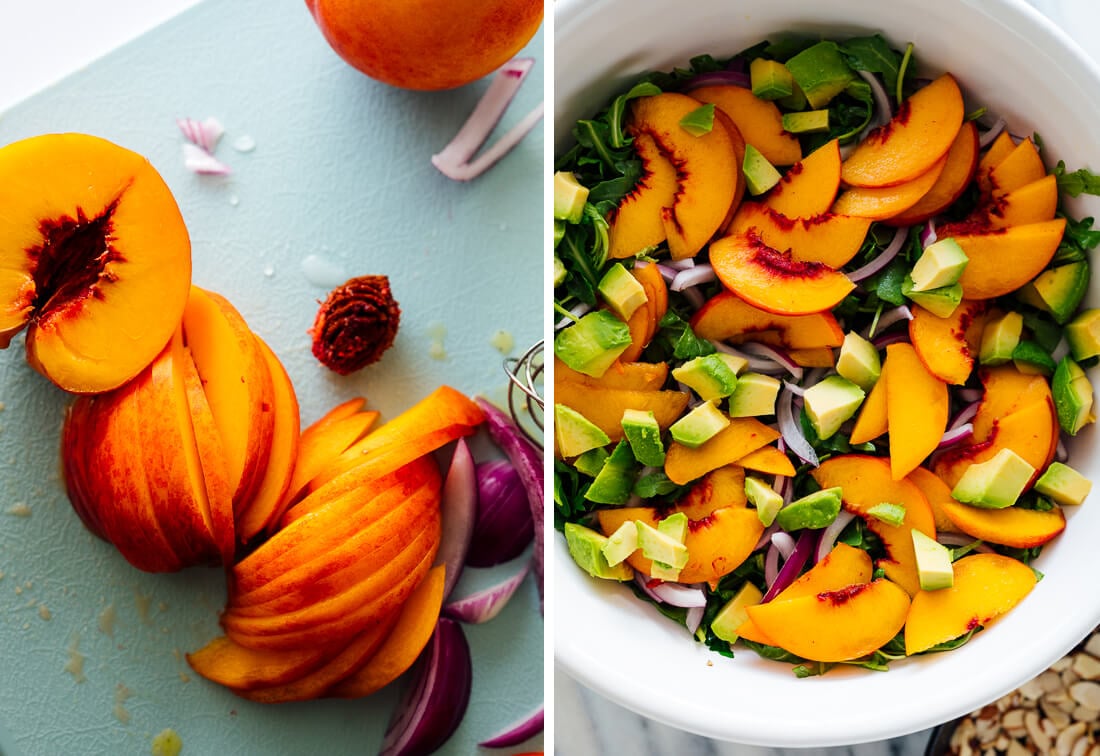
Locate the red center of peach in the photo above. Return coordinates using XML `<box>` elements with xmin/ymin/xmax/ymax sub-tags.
<box><xmin>30</xmin><ymin>202</ymin><xmax>121</xmax><ymax>315</ymax></box>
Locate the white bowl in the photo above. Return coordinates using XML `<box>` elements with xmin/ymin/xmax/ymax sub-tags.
<box><xmin>553</xmin><ymin>0</ymin><xmax>1100</xmax><ymax>746</ymax></box>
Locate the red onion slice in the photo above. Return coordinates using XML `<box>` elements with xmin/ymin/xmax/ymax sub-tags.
<box><xmin>476</xmin><ymin>399</ymin><xmax>544</xmax><ymax>611</ymax></box>
<box><xmin>770</xmin><ymin>531</ymin><xmax>797</xmax><ymax>561</ymax></box>
<box><xmin>1057</xmin><ymin>438</ymin><xmax>1069</xmax><ymax>463</ymax></box>
<box><xmin>649</xmin><ymin>581</ymin><xmax>707</xmax><ymax>608</ymax></box>
<box><xmin>177</xmin><ymin>116</ymin><xmax>224</xmax><ymax>153</ymax></box>
<box><xmin>432</xmin><ymin>59</ymin><xmax>543</xmax><ymax>181</ymax></box>
<box><xmin>712</xmin><ymin>342</ymin><xmax>788</xmax><ymax>375</ymax></box>
<box><xmin>949</xmin><ymin>400</ymin><xmax>982</xmax><ymax>431</ymax></box>
<box><xmin>857</xmin><ymin>69</ymin><xmax>893</xmax><ymax>126</ymax></box>
<box><xmin>684</xmin><ymin>70</ymin><xmax>752</xmax><ymax>90</ymax></box>
<box><xmin>936</xmin><ymin>532</ymin><xmax>996</xmax><ymax>554</ymax></box>
<box><xmin>664</xmin><ymin>258</ymin><xmax>696</xmax><ymax>271</ymax></box>
<box><xmin>815</xmin><ymin>509</ymin><xmax>858</xmax><ymax>563</ymax></box>
<box><xmin>685</xmin><ymin>605</ymin><xmax>706</xmax><ymax>636</ymax></box>
<box><xmin>468</xmin><ymin>459</ymin><xmax>534</xmax><ymax>567</ymax></box>
<box><xmin>762</xmin><ymin>529</ymin><xmax>817</xmax><ymax>602</ymax></box>
<box><xmin>848</xmin><ymin>225</ymin><xmax>909</xmax><ymax>283</ymax></box>
<box><xmin>635</xmin><ymin>574</ymin><xmax>665</xmax><ymax>603</ymax></box>
<box><xmin>871</xmin><ymin>330</ymin><xmax>910</xmax><ymax>349</ymax></box>
<box><xmin>479</xmin><ymin>706</ymin><xmax>544</xmax><ymax>748</ymax></box>
<box><xmin>937</xmin><ymin>423</ymin><xmax>974</xmax><ymax>450</ymax></box>
<box><xmin>777</xmin><ymin>389</ymin><xmax>818</xmax><ymax>466</ymax></box>
<box><xmin>920</xmin><ymin>218</ymin><xmax>938</xmax><ymax>247</ymax></box>
<box><xmin>655</xmin><ymin>263</ymin><xmax>679</xmax><ymax>282</ymax></box>
<box><xmin>181</xmin><ymin>143</ymin><xmax>231</xmax><ymax>175</ymax></box>
<box><xmin>740</xmin><ymin>342</ymin><xmax>804</xmax><ymax>380</ymax></box>
<box><xmin>869</xmin><ymin>304</ymin><xmax>914</xmax><ymax>337</ymax></box>
<box><xmin>444</xmin><ymin>562</ymin><xmax>531</xmax><ymax>624</ymax></box>
<box><xmin>670</xmin><ymin>264</ymin><xmax>716</xmax><ymax>292</ymax></box>
<box><xmin>437</xmin><ymin>440</ymin><xmax>477</xmax><ymax>600</ymax></box>
<box><xmin>978</xmin><ymin>116</ymin><xmax>1008</xmax><ymax>148</ymax></box>
<box><xmin>380</xmin><ymin>618</ymin><xmax>472</xmax><ymax>756</ymax></box>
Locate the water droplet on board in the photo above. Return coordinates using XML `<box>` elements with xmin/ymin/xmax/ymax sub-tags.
<box><xmin>301</xmin><ymin>254</ymin><xmax>348</xmax><ymax>288</ymax></box>
<box><xmin>263</xmin><ymin>264</ymin><xmax>275</xmax><ymax>278</ymax></box>
<box><xmin>233</xmin><ymin>135</ymin><xmax>256</xmax><ymax>153</ymax></box>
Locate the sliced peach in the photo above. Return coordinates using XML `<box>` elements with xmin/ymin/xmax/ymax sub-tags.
<box><xmin>235</xmin><ymin>337</ymin><xmax>301</xmax><ymax>543</ymax></box>
<box><xmin>713</xmin><ymin>110</ymin><xmax>747</xmax><ymax>228</ymax></box>
<box><xmin>233</xmin><ymin>611</ymin><xmax>399</xmax><ymax>703</ymax></box>
<box><xmin>789</xmin><ymin>347</ymin><xmax>836</xmax><ymax>368</ymax></box>
<box><xmin>832</xmin><ymin>153</ymin><xmax>947</xmax><ymax>220</ymax></box>
<box><xmin>689</xmin><ymin>85</ymin><xmax>802</xmax><ymax>167</ymax></box>
<box><xmin>812</xmin><ymin>454</ymin><xmax>936</xmax><ymax>596</ymax></box>
<box><xmin>733</xmin><ymin>445</ymin><xmax>796</xmax><ymax>477</ymax></box>
<box><xmin>885</xmin><ymin>342</ymin><xmax>949</xmax><ymax>480</ymax></box>
<box><xmin>986</xmin><ymin>137</ymin><xmax>1046</xmax><ymax>196</ymax></box>
<box><xmin>726</xmin><ymin>201</ymin><xmax>871</xmax><ymax>268</ymax></box>
<box><xmin>673</xmin><ymin>466</ymin><xmax>747</xmax><ymax>521</ymax></box>
<box><xmin>186</xmin><ymin>635</ymin><xmax>334</xmax><ymax>691</ymax></box>
<box><xmin>906</xmin><ymin>467</ymin><xmax>963</xmax><ymax>535</ymax></box>
<box><xmin>182</xmin><ymin>287</ymin><xmax>275</xmax><ymax>512</ymax></box>
<box><xmin>977</xmin><ymin>131</ymin><xmax>1017</xmax><ymax>191</ymax></box>
<box><xmin>0</xmin><ymin>133</ymin><xmax>191</xmax><ymax>393</ymax></box>
<box><xmin>762</xmin><ymin>139</ymin><xmax>841</xmax><ymax>218</ymax></box>
<box><xmin>282</xmin><ymin>406</ymin><xmax>379</xmax><ymax>509</ymax></box>
<box><xmin>951</xmin><ymin>220</ymin><xmax>1066</xmax><ymax>300</ymax></box>
<box><xmin>905</xmin><ymin>553</ymin><xmax>1037</xmax><ymax>655</ymax></box>
<box><xmin>597</xmin><ymin>505</ymin><xmax>763</xmax><ymax>584</ymax></box>
<box><xmin>710</xmin><ymin>230</ymin><xmax>854</xmax><ymax>316</ymax></box>
<box><xmin>849</xmin><ymin>357</ymin><xmax>889</xmax><ymax>445</ymax></box>
<box><xmin>690</xmin><ymin>290</ymin><xmax>844</xmax><ymax>349</ymax></box>
<box><xmin>554</xmin><ymin>381</ymin><xmax>689</xmax><ymax>444</ymax></box>
<box><xmin>972</xmin><ymin>366</ymin><xmax>1054</xmax><ymax>443</ymax></box>
<box><xmin>888</xmin><ymin>121</ymin><xmax>979</xmax><ymax>226</ymax></box>
<box><xmin>745</xmin><ymin>579</ymin><xmax>910</xmax><ymax>662</ymax></box>
<box><xmin>555</xmin><ymin>357</ymin><xmax>669</xmax><ymax>392</ymax></box>
<box><xmin>909</xmin><ymin>300</ymin><xmax>987</xmax><ymax>385</ymax></box>
<box><xmin>618</xmin><ymin>262</ymin><xmax>667</xmax><ymax>363</ymax></box>
<box><xmin>664</xmin><ymin>417</ymin><xmax>780</xmax><ymax>485</ymax></box>
<box><xmin>986</xmin><ymin>175</ymin><xmax>1058</xmax><ymax>229</ymax></box>
<box><xmin>327</xmin><ymin>564</ymin><xmax>446</xmax><ymax>698</ymax></box>
<box><xmin>629</xmin><ymin>93</ymin><xmax>738</xmax><ymax>260</ymax></box>
<box><xmin>840</xmin><ymin>74</ymin><xmax>964</xmax><ymax>188</ymax></box>
<box><xmin>608</xmin><ymin>132</ymin><xmax>678</xmax><ymax>260</ymax></box>
<box><xmin>937</xmin><ymin>497</ymin><xmax>1066</xmax><ymax>548</ymax></box>
<box><xmin>932</xmin><ymin>397</ymin><xmax>1057</xmax><ymax>490</ymax></box>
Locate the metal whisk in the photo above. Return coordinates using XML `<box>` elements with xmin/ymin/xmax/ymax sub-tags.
<box><xmin>503</xmin><ymin>339</ymin><xmax>544</xmax><ymax>448</ymax></box>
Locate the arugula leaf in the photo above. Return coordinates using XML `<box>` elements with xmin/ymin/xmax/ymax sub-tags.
<box><xmin>606</xmin><ymin>82</ymin><xmax>662</xmax><ymax>149</ymax></box>
<box><xmin>874</xmin><ymin>257</ymin><xmax>909</xmax><ymax>306</ymax></box>
<box><xmin>1054</xmin><ymin>160</ymin><xmax>1100</xmax><ymax>198</ymax></box>
<box><xmin>839</xmin><ymin>34</ymin><xmax>908</xmax><ymax>93</ymax></box>
<box><xmin>632</xmin><ymin>471</ymin><xmax>687</xmax><ymax>499</ymax></box>
<box><xmin>646</xmin><ymin>310</ymin><xmax>717</xmax><ymax>363</ymax></box>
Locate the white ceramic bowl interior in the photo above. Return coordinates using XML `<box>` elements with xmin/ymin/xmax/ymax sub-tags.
<box><xmin>554</xmin><ymin>0</ymin><xmax>1100</xmax><ymax>746</ymax></box>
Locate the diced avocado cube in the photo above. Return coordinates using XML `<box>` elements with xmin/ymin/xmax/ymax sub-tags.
<box><xmin>564</xmin><ymin>522</ymin><xmax>634</xmax><ymax>581</ymax></box>
<box><xmin>836</xmin><ymin>331</ymin><xmax>881</xmax><ymax>391</ymax></box>
<box><xmin>951</xmin><ymin>448</ymin><xmax>1036</xmax><ymax>509</ymax></box>
<box><xmin>727</xmin><ymin>372</ymin><xmax>782</xmax><ymax>417</ymax></box>
<box><xmin>1011</xmin><ymin>340</ymin><xmax>1056</xmax><ymax>376</ymax></box>
<box><xmin>745</xmin><ymin>476</ymin><xmax>785</xmax><ymax>527</ymax></box>
<box><xmin>553</xmin><ymin>254</ymin><xmax>567</xmax><ymax>283</ymax></box>
<box><xmin>911</xmin><ymin>530</ymin><xmax>954</xmax><ymax>591</ymax></box>
<box><xmin>620</xmin><ymin>408</ymin><xmax>666</xmax><ymax>467</ymax></box>
<box><xmin>1017</xmin><ymin>261</ymin><xmax>1090</xmax><ymax>325</ymax></box>
<box><xmin>1034</xmin><ymin>462</ymin><xmax>1093</xmax><ymax>506</ymax></box>
<box><xmin>866</xmin><ymin>502</ymin><xmax>906</xmax><ymax>527</ymax></box>
<box><xmin>1052</xmin><ymin>356</ymin><xmax>1095</xmax><ymax>436</ymax></box>
<box><xmin>601</xmin><ymin>521</ymin><xmax>640</xmax><ymax>567</ymax></box>
<box><xmin>553</xmin><ymin>309</ymin><xmax>632</xmax><ymax>378</ymax></box>
<box><xmin>742</xmin><ymin>144</ymin><xmax>783</xmax><ymax>196</ymax></box>
<box><xmin>584</xmin><ymin>441</ymin><xmax>638</xmax><ymax>505</ymax></box>
<box><xmin>679</xmin><ymin>103</ymin><xmax>716</xmax><ymax>136</ymax></box>
<box><xmin>657</xmin><ymin>511</ymin><xmax>689</xmax><ymax>543</ymax></box>
<box><xmin>669</xmin><ymin>400</ymin><xmax>730</xmax><ymax>448</ymax></box>
<box><xmin>672</xmin><ymin>353</ymin><xmax>743</xmax><ymax>401</ymax></box>
<box><xmin>710</xmin><ymin>582</ymin><xmax>764</xmax><ymax>643</ymax></box>
<box><xmin>572</xmin><ymin>447</ymin><xmax>609</xmax><ymax>477</ymax></box>
<box><xmin>598</xmin><ymin>263</ymin><xmax>648</xmax><ymax>321</ymax></box>
<box><xmin>781</xmin><ymin>109</ymin><xmax>830</xmax><ymax>134</ymax></box>
<box><xmin>750</xmin><ymin>58</ymin><xmax>794</xmax><ymax>100</ymax></box>
<box><xmin>553</xmin><ymin>170</ymin><xmax>590</xmax><ymax>224</ymax></box>
<box><xmin>776</xmin><ymin>81</ymin><xmax>808</xmax><ymax>112</ymax></box>
<box><xmin>909</xmin><ymin>238</ymin><xmax>969</xmax><ymax>292</ymax></box>
<box><xmin>803</xmin><ymin>375</ymin><xmax>865</xmax><ymax>440</ymax></box>
<box><xmin>554</xmin><ymin>221</ymin><xmax>566</xmax><ymax>249</ymax></box>
<box><xmin>555</xmin><ymin>403</ymin><xmax>610</xmax><ymax>458</ymax></box>
<box><xmin>636</xmin><ymin>520</ymin><xmax>689</xmax><ymax>569</ymax></box>
<box><xmin>776</xmin><ymin>487</ymin><xmax>842</xmax><ymax>531</ymax></box>
<box><xmin>783</xmin><ymin>41</ymin><xmax>856</xmax><ymax>109</ymax></box>
<box><xmin>649</xmin><ymin>560</ymin><xmax>683</xmax><ymax>581</ymax></box>
<box><xmin>979</xmin><ymin>311</ymin><xmax>1024</xmax><ymax>366</ymax></box>
<box><xmin>1067</xmin><ymin>309</ymin><xmax>1100</xmax><ymax>362</ymax></box>
<box><xmin>902</xmin><ymin>279</ymin><xmax>963</xmax><ymax>318</ymax></box>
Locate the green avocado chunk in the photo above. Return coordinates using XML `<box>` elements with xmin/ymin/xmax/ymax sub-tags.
<box><xmin>727</xmin><ymin>372</ymin><xmax>782</xmax><ymax>417</ymax></box>
<box><xmin>1034</xmin><ymin>462</ymin><xmax>1093</xmax><ymax>506</ymax></box>
<box><xmin>902</xmin><ymin>278</ymin><xmax>963</xmax><ymax>318</ymax></box>
<box><xmin>776</xmin><ymin>487</ymin><xmax>843</xmax><ymax>531</ymax></box>
<box><xmin>1052</xmin><ymin>356</ymin><xmax>1095</xmax><ymax>435</ymax></box>
<box><xmin>742</xmin><ymin>144</ymin><xmax>783</xmax><ymax>196</ymax></box>
<box><xmin>620</xmin><ymin>408</ymin><xmax>666</xmax><ymax>467</ymax></box>
<box><xmin>750</xmin><ymin>58</ymin><xmax>794</xmax><ymax>100</ymax></box>
<box><xmin>909</xmin><ymin>238</ymin><xmax>968</xmax><ymax>292</ymax></box>
<box><xmin>745</xmin><ymin>476</ymin><xmax>784</xmax><ymax>527</ymax></box>
<box><xmin>672</xmin><ymin>352</ymin><xmax>744</xmax><ymax>402</ymax></box>
<box><xmin>554</xmin><ymin>170</ymin><xmax>590</xmax><ymax>224</ymax></box>
<box><xmin>555</xmin><ymin>403</ymin><xmax>610</xmax><ymax>459</ymax></box>
<box><xmin>912</xmin><ymin>530</ymin><xmax>954</xmax><ymax>591</ymax></box>
<box><xmin>553</xmin><ymin>309</ymin><xmax>632</xmax><ymax>378</ymax></box>
<box><xmin>781</xmin><ymin>109</ymin><xmax>830</xmax><ymax>134</ymax></box>
<box><xmin>836</xmin><ymin>331</ymin><xmax>881</xmax><ymax>391</ymax></box>
<box><xmin>598</xmin><ymin>262</ymin><xmax>648</xmax><ymax>321</ymax></box>
<box><xmin>711</xmin><ymin>582</ymin><xmax>764</xmax><ymax>643</ymax></box>
<box><xmin>1017</xmin><ymin>261</ymin><xmax>1090</xmax><ymax>325</ymax></box>
<box><xmin>1066</xmin><ymin>309</ymin><xmax>1100</xmax><ymax>362</ymax></box>
<box><xmin>1011</xmin><ymin>340</ymin><xmax>1056</xmax><ymax>376</ymax></box>
<box><xmin>564</xmin><ymin>522</ymin><xmax>634</xmax><ymax>581</ymax></box>
<box><xmin>669</xmin><ymin>400</ymin><xmax>730</xmax><ymax>448</ymax></box>
<box><xmin>951</xmin><ymin>448</ymin><xmax>1036</xmax><ymax>509</ymax></box>
<box><xmin>979</xmin><ymin>311</ymin><xmax>1024</xmax><ymax>366</ymax></box>
<box><xmin>803</xmin><ymin>375</ymin><xmax>865</xmax><ymax>440</ymax></box>
<box><xmin>584</xmin><ymin>441</ymin><xmax>637</xmax><ymax>505</ymax></box>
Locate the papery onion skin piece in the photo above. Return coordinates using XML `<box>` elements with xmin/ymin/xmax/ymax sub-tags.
<box><xmin>437</xmin><ymin>439</ymin><xmax>477</xmax><ymax>601</ymax></box>
<box><xmin>468</xmin><ymin>460</ymin><xmax>534</xmax><ymax>567</ymax></box>
<box><xmin>479</xmin><ymin>705</ymin><xmax>544</xmax><ymax>748</ymax></box>
<box><xmin>379</xmin><ymin>618</ymin><xmax>472</xmax><ymax>756</ymax></box>
<box><xmin>310</xmin><ymin>274</ymin><xmax>401</xmax><ymax>374</ymax></box>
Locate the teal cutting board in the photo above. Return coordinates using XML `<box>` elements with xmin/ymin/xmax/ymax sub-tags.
<box><xmin>0</xmin><ymin>1</ymin><xmax>544</xmax><ymax>754</ymax></box>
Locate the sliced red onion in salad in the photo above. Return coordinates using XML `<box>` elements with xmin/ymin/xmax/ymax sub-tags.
<box><xmin>815</xmin><ymin>510</ymin><xmax>858</xmax><ymax>563</ymax></box>
<box><xmin>683</xmin><ymin>69</ymin><xmax>752</xmax><ymax>90</ymax></box>
<box><xmin>857</xmin><ymin>69</ymin><xmax>894</xmax><ymax>127</ymax></box>
<box><xmin>685</xmin><ymin>605</ymin><xmax>706</xmax><ymax>636</ymax></box>
<box><xmin>936</xmin><ymin>532</ymin><xmax>996</xmax><ymax>554</ymax></box>
<box><xmin>670</xmin><ymin>263</ymin><xmax>716</xmax><ymax>292</ymax></box>
<box><xmin>467</xmin><ymin>459</ymin><xmax>534</xmax><ymax>568</ymax></box>
<box><xmin>444</xmin><ymin>562</ymin><xmax>531</xmax><ymax>624</ymax></box>
<box><xmin>379</xmin><ymin>618</ymin><xmax>472</xmax><ymax>756</ymax></box>
<box><xmin>479</xmin><ymin>706</ymin><xmax>544</xmax><ymax>749</ymax></box>
<box><xmin>919</xmin><ymin>218</ymin><xmax>938</xmax><ymax>247</ymax></box>
<box><xmin>949</xmin><ymin>400</ymin><xmax>982</xmax><ymax>431</ymax></box>
<box><xmin>848</xmin><ymin>225</ymin><xmax>909</xmax><ymax>283</ymax></box>
<box><xmin>770</xmin><ymin>530</ymin><xmax>797</xmax><ymax>561</ymax></box>
<box><xmin>866</xmin><ymin>304</ymin><xmax>914</xmax><ymax>338</ymax></box>
<box><xmin>871</xmin><ymin>330</ymin><xmax>910</xmax><ymax>349</ymax></box>
<box><xmin>762</xmin><ymin>529</ymin><xmax>818</xmax><ymax>602</ymax></box>
<box><xmin>937</xmin><ymin>422</ymin><xmax>974</xmax><ymax>450</ymax></box>
<box><xmin>739</xmin><ymin>342</ymin><xmax>804</xmax><ymax>380</ymax></box>
<box><xmin>777</xmin><ymin>388</ymin><xmax>818</xmax><ymax>466</ymax></box>
<box><xmin>432</xmin><ymin>58</ymin><xmax>543</xmax><ymax>181</ymax></box>
<box><xmin>711</xmin><ymin>342</ymin><xmax>790</xmax><ymax>376</ymax></box>
<box><xmin>437</xmin><ymin>439</ymin><xmax>477</xmax><ymax>600</ymax></box>
<box><xmin>978</xmin><ymin>115</ymin><xmax>1008</xmax><ymax>148</ymax></box>
<box><xmin>649</xmin><ymin>581</ymin><xmax>708</xmax><ymax>608</ymax></box>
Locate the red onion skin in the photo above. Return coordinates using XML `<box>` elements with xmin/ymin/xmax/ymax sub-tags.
<box><xmin>477</xmin><ymin>398</ymin><xmax>544</xmax><ymax>611</ymax></box>
<box><xmin>380</xmin><ymin>618</ymin><xmax>472</xmax><ymax>756</ymax></box>
<box><xmin>479</xmin><ymin>706</ymin><xmax>544</xmax><ymax>748</ymax></box>
<box><xmin>468</xmin><ymin>460</ymin><xmax>534</xmax><ymax>567</ymax></box>
<box><xmin>762</xmin><ymin>529</ymin><xmax>818</xmax><ymax>602</ymax></box>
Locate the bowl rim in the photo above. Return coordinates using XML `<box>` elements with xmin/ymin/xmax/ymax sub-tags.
<box><xmin>552</xmin><ymin>0</ymin><xmax>1100</xmax><ymax>746</ymax></box>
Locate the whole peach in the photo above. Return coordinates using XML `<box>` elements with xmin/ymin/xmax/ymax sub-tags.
<box><xmin>304</xmin><ymin>0</ymin><xmax>543</xmax><ymax>91</ymax></box>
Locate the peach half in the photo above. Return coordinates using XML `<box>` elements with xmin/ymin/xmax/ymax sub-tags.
<box><xmin>0</xmin><ymin>133</ymin><xmax>191</xmax><ymax>393</ymax></box>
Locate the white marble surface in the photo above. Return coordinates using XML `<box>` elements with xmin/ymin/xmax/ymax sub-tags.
<box><xmin>553</xmin><ymin>1</ymin><xmax>1100</xmax><ymax>754</ymax></box>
